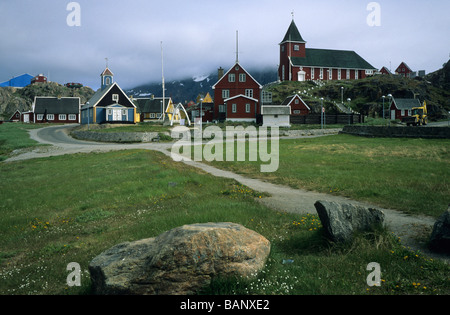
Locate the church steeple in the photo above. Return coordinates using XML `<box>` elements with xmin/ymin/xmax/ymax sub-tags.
<box><xmin>278</xmin><ymin>18</ymin><xmax>307</xmax><ymax>81</ymax></box>
<box><xmin>100</xmin><ymin>67</ymin><xmax>114</xmax><ymax>90</ymax></box>
<box><xmin>280</xmin><ymin>19</ymin><xmax>306</xmax><ymax>45</ymax></box>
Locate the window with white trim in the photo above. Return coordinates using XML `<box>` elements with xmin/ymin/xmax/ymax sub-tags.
<box><xmin>112</xmin><ymin>94</ymin><xmax>119</xmax><ymax>103</ymax></box>
<box><xmin>338</xmin><ymin>69</ymin><xmax>341</xmax><ymax>80</ymax></box>
<box><xmin>239</xmin><ymin>73</ymin><xmax>246</xmax><ymax>82</ymax></box>
<box><xmin>69</xmin><ymin>114</ymin><xmax>76</xmax><ymax>120</ymax></box>
<box><xmin>328</xmin><ymin>69</ymin><xmax>333</xmax><ymax>80</ymax></box>
<box><xmin>37</xmin><ymin>114</ymin><xmax>44</xmax><ymax>120</ymax></box>
<box><xmin>347</xmin><ymin>69</ymin><xmax>350</xmax><ymax>79</ymax></box>
<box><xmin>59</xmin><ymin>114</ymin><xmax>66</xmax><ymax>121</ymax></box>
<box><xmin>355</xmin><ymin>70</ymin><xmax>358</xmax><ymax>80</ymax></box>
<box><xmin>320</xmin><ymin>68</ymin><xmax>323</xmax><ymax>80</ymax></box>
<box><xmin>245</xmin><ymin>89</ymin><xmax>253</xmax><ymax>98</ymax></box>
<box><xmin>150</xmin><ymin>113</ymin><xmax>155</xmax><ymax>118</ymax></box>
<box><xmin>311</xmin><ymin>67</ymin><xmax>314</xmax><ymax>80</ymax></box>
<box><xmin>47</xmin><ymin>114</ymin><xmax>54</xmax><ymax>121</ymax></box>
<box><xmin>222</xmin><ymin>89</ymin><xmax>230</xmax><ymax>99</ymax></box>
<box><xmin>228</xmin><ymin>74</ymin><xmax>235</xmax><ymax>82</ymax></box>
<box><xmin>219</xmin><ymin>105</ymin><xmax>226</xmax><ymax>113</ymax></box>
<box><xmin>294</xmin><ymin>45</ymin><xmax>300</xmax><ymax>51</ymax></box>
<box><xmin>245</xmin><ymin>103</ymin><xmax>251</xmax><ymax>113</ymax></box>
<box><xmin>232</xmin><ymin>104</ymin><xmax>237</xmax><ymax>113</ymax></box>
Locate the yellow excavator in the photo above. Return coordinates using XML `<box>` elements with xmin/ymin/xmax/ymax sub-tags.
<box><xmin>402</xmin><ymin>101</ymin><xmax>428</xmax><ymax>126</ymax></box>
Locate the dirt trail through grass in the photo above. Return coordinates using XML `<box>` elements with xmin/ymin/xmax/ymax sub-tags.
<box><xmin>4</xmin><ymin>125</ymin><xmax>448</xmax><ymax>263</ymax></box>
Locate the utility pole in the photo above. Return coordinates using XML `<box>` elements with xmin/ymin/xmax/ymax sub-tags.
<box><xmin>161</xmin><ymin>41</ymin><xmax>165</xmax><ymax>121</ymax></box>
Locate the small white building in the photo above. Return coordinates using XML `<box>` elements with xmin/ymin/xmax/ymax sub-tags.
<box><xmin>261</xmin><ymin>105</ymin><xmax>291</xmax><ymax>127</ymax></box>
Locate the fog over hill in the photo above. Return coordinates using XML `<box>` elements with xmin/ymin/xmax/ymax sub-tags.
<box><xmin>126</xmin><ymin>67</ymin><xmax>279</xmax><ymax>104</ymax></box>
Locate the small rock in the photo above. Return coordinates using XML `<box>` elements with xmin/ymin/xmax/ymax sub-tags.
<box><xmin>314</xmin><ymin>200</ymin><xmax>385</xmax><ymax>243</ymax></box>
<box><xmin>89</xmin><ymin>222</ymin><xmax>270</xmax><ymax>295</ymax></box>
<box><xmin>429</xmin><ymin>207</ymin><xmax>450</xmax><ymax>254</ymax></box>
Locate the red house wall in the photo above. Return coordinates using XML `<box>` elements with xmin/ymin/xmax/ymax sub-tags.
<box><xmin>214</xmin><ymin>64</ymin><xmax>261</xmax><ymax>119</ymax></box>
<box><xmin>225</xmin><ymin>97</ymin><xmax>258</xmax><ymax>120</ymax></box>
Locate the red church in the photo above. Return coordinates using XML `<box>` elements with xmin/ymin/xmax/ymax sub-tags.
<box><xmin>278</xmin><ymin>19</ymin><xmax>377</xmax><ymax>82</ymax></box>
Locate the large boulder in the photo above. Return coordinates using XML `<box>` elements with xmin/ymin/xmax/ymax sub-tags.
<box><xmin>314</xmin><ymin>200</ymin><xmax>385</xmax><ymax>243</ymax></box>
<box><xmin>89</xmin><ymin>222</ymin><xmax>270</xmax><ymax>295</ymax></box>
<box><xmin>429</xmin><ymin>207</ymin><xmax>450</xmax><ymax>254</ymax></box>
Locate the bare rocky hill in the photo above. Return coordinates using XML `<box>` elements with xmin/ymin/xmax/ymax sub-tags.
<box><xmin>0</xmin><ymin>82</ymin><xmax>94</xmax><ymax>120</ymax></box>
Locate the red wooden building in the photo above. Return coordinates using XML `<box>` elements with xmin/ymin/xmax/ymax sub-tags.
<box><xmin>389</xmin><ymin>97</ymin><xmax>421</xmax><ymax>120</ymax></box>
<box><xmin>31</xmin><ymin>74</ymin><xmax>47</xmax><ymax>84</ymax></box>
<box><xmin>395</xmin><ymin>62</ymin><xmax>413</xmax><ymax>78</ymax></box>
<box><xmin>379</xmin><ymin>66</ymin><xmax>392</xmax><ymax>75</ymax></box>
<box><xmin>281</xmin><ymin>94</ymin><xmax>310</xmax><ymax>116</ymax></box>
<box><xmin>28</xmin><ymin>96</ymin><xmax>81</xmax><ymax>123</ymax></box>
<box><xmin>212</xmin><ymin>62</ymin><xmax>262</xmax><ymax>122</ymax></box>
<box><xmin>278</xmin><ymin>19</ymin><xmax>376</xmax><ymax>82</ymax></box>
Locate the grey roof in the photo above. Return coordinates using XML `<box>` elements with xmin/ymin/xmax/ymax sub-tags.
<box><xmin>34</xmin><ymin>97</ymin><xmax>80</xmax><ymax>114</ymax></box>
<box><xmin>262</xmin><ymin>105</ymin><xmax>291</xmax><ymax>115</ymax></box>
<box><xmin>133</xmin><ymin>97</ymin><xmax>171</xmax><ymax>113</ymax></box>
<box><xmin>291</xmin><ymin>48</ymin><xmax>376</xmax><ymax>70</ymax></box>
<box><xmin>392</xmin><ymin>98</ymin><xmax>421</xmax><ymax>110</ymax></box>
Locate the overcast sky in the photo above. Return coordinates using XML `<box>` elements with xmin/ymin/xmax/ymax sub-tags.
<box><xmin>1</xmin><ymin>0</ymin><xmax>449</xmax><ymax>91</ymax></box>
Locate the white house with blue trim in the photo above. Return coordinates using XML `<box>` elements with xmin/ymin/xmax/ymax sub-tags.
<box><xmin>81</xmin><ymin>68</ymin><xmax>137</xmax><ymax>125</ymax></box>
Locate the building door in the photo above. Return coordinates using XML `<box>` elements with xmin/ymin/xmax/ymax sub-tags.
<box><xmin>113</xmin><ymin>109</ymin><xmax>122</xmax><ymax>121</ymax></box>
<box><xmin>298</xmin><ymin>71</ymin><xmax>306</xmax><ymax>82</ymax></box>
<box><xmin>391</xmin><ymin>110</ymin><xmax>396</xmax><ymax>120</ymax></box>
<box><xmin>23</xmin><ymin>114</ymin><xmax>29</xmax><ymax>123</ymax></box>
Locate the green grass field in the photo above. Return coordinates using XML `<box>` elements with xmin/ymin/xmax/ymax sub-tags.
<box><xmin>0</xmin><ymin>123</ymin><xmax>45</xmax><ymax>161</ymax></box>
<box><xmin>1</xmin><ymin>147</ymin><xmax>449</xmax><ymax>295</ymax></box>
<box><xmin>204</xmin><ymin>133</ymin><xmax>449</xmax><ymax>218</ymax></box>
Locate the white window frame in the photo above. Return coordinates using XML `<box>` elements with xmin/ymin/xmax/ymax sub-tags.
<box><xmin>219</xmin><ymin>105</ymin><xmax>226</xmax><ymax>113</ymax></box>
<box><xmin>37</xmin><ymin>114</ymin><xmax>44</xmax><ymax>121</ymax></box>
<box><xmin>347</xmin><ymin>69</ymin><xmax>350</xmax><ymax>79</ymax></box>
<box><xmin>228</xmin><ymin>74</ymin><xmax>235</xmax><ymax>82</ymax></box>
<box><xmin>150</xmin><ymin>113</ymin><xmax>155</xmax><ymax>118</ymax></box>
<box><xmin>328</xmin><ymin>69</ymin><xmax>333</xmax><ymax>80</ymax></box>
<box><xmin>294</xmin><ymin>45</ymin><xmax>300</xmax><ymax>51</ymax></box>
<box><xmin>293</xmin><ymin>110</ymin><xmax>301</xmax><ymax>114</ymax></box>
<box><xmin>320</xmin><ymin>68</ymin><xmax>323</xmax><ymax>80</ymax></box>
<box><xmin>245</xmin><ymin>89</ymin><xmax>253</xmax><ymax>98</ymax></box>
<box><xmin>245</xmin><ymin>103</ymin><xmax>251</xmax><ymax>113</ymax></box>
<box><xmin>59</xmin><ymin>114</ymin><xmax>66</xmax><ymax>121</ymax></box>
<box><xmin>112</xmin><ymin>94</ymin><xmax>119</xmax><ymax>103</ymax></box>
<box><xmin>239</xmin><ymin>73</ymin><xmax>246</xmax><ymax>82</ymax></box>
<box><xmin>355</xmin><ymin>70</ymin><xmax>359</xmax><ymax>80</ymax></box>
<box><xmin>222</xmin><ymin>89</ymin><xmax>230</xmax><ymax>99</ymax></box>
<box><xmin>68</xmin><ymin>114</ymin><xmax>77</xmax><ymax>121</ymax></box>
<box><xmin>338</xmin><ymin>69</ymin><xmax>341</xmax><ymax>80</ymax></box>
<box><xmin>47</xmin><ymin>114</ymin><xmax>55</xmax><ymax>121</ymax></box>
<box><xmin>232</xmin><ymin>104</ymin><xmax>237</xmax><ymax>113</ymax></box>
<box><xmin>311</xmin><ymin>67</ymin><xmax>314</xmax><ymax>80</ymax></box>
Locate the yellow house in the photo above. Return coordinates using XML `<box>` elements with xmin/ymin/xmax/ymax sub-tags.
<box><xmin>164</xmin><ymin>101</ymin><xmax>191</xmax><ymax>126</ymax></box>
<box><xmin>196</xmin><ymin>92</ymin><xmax>213</xmax><ymax>104</ymax></box>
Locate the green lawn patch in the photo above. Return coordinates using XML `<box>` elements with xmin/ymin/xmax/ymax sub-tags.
<box><xmin>0</xmin><ymin>149</ymin><xmax>448</xmax><ymax>295</ymax></box>
<box><xmin>204</xmin><ymin>134</ymin><xmax>449</xmax><ymax>218</ymax></box>
<box><xmin>0</xmin><ymin>123</ymin><xmax>45</xmax><ymax>161</ymax></box>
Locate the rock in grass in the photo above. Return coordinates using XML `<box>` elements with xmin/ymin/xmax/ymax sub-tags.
<box><xmin>89</xmin><ymin>222</ymin><xmax>270</xmax><ymax>295</ymax></box>
<box><xmin>314</xmin><ymin>200</ymin><xmax>385</xmax><ymax>243</ymax></box>
<box><xmin>429</xmin><ymin>207</ymin><xmax>450</xmax><ymax>254</ymax></box>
